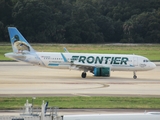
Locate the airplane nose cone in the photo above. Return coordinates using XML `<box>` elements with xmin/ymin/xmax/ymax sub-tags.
<box><xmin>150</xmin><ymin>62</ymin><xmax>156</xmax><ymax>69</ymax></box>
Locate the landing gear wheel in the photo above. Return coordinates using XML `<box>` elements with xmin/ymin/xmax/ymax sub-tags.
<box><xmin>81</xmin><ymin>72</ymin><xmax>86</xmax><ymax>78</ymax></box>
<box><xmin>133</xmin><ymin>75</ymin><xmax>137</xmax><ymax>79</ymax></box>
<box><xmin>133</xmin><ymin>71</ymin><xmax>137</xmax><ymax>79</ymax></box>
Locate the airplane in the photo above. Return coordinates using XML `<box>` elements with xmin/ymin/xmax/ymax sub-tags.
<box><xmin>5</xmin><ymin>27</ymin><xmax>156</xmax><ymax>79</ymax></box>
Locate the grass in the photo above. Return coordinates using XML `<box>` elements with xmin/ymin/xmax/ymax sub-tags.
<box><xmin>0</xmin><ymin>45</ymin><xmax>12</xmax><ymax>60</ymax></box>
<box><xmin>0</xmin><ymin>97</ymin><xmax>160</xmax><ymax>110</ymax></box>
<box><xmin>1</xmin><ymin>43</ymin><xmax>160</xmax><ymax>61</ymax></box>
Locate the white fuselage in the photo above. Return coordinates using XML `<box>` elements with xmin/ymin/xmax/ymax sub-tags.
<box><xmin>5</xmin><ymin>52</ymin><xmax>156</xmax><ymax>72</ymax></box>
<box><xmin>37</xmin><ymin>52</ymin><xmax>156</xmax><ymax>71</ymax></box>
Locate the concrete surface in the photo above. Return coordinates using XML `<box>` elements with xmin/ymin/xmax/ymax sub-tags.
<box><xmin>0</xmin><ymin>62</ymin><xmax>160</xmax><ymax>97</ymax></box>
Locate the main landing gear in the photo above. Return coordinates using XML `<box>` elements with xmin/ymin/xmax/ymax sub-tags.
<box><xmin>81</xmin><ymin>72</ymin><xmax>86</xmax><ymax>78</ymax></box>
<box><xmin>133</xmin><ymin>71</ymin><xmax>137</xmax><ymax>79</ymax></box>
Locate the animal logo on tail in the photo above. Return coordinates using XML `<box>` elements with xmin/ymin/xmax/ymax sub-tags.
<box><xmin>8</xmin><ymin>27</ymin><xmax>35</xmax><ymax>53</ymax></box>
<box><xmin>12</xmin><ymin>35</ymin><xmax>30</xmax><ymax>53</ymax></box>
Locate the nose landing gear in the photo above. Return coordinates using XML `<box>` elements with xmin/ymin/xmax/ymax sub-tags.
<box><xmin>133</xmin><ymin>71</ymin><xmax>137</xmax><ymax>79</ymax></box>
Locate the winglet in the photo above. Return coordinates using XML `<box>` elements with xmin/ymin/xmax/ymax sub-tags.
<box><xmin>63</xmin><ymin>47</ymin><xmax>69</xmax><ymax>53</ymax></box>
<box><xmin>61</xmin><ymin>53</ymin><xmax>68</xmax><ymax>62</ymax></box>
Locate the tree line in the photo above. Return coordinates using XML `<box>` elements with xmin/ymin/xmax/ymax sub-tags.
<box><xmin>0</xmin><ymin>0</ymin><xmax>160</xmax><ymax>43</ymax></box>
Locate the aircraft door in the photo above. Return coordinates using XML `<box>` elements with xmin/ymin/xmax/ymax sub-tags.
<box><xmin>133</xmin><ymin>57</ymin><xmax>138</xmax><ymax>66</ymax></box>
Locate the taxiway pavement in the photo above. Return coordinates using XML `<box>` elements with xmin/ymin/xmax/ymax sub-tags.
<box><xmin>0</xmin><ymin>62</ymin><xmax>160</xmax><ymax>97</ymax></box>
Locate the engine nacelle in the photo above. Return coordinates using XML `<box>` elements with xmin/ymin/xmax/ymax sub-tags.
<box><xmin>93</xmin><ymin>67</ymin><xmax>110</xmax><ymax>77</ymax></box>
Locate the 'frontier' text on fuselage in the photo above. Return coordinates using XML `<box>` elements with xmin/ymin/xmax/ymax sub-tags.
<box><xmin>71</xmin><ymin>56</ymin><xmax>129</xmax><ymax>65</ymax></box>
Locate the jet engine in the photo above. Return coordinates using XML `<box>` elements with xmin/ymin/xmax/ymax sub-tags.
<box><xmin>93</xmin><ymin>67</ymin><xmax>110</xmax><ymax>77</ymax></box>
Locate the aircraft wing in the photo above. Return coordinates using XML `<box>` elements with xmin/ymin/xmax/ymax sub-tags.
<box><xmin>70</xmin><ymin>61</ymin><xmax>108</xmax><ymax>71</ymax></box>
<box><xmin>72</xmin><ymin>62</ymin><xmax>104</xmax><ymax>67</ymax></box>
<box><xmin>70</xmin><ymin>63</ymin><xmax>94</xmax><ymax>71</ymax></box>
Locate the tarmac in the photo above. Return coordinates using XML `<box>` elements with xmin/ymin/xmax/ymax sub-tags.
<box><xmin>0</xmin><ymin>62</ymin><xmax>160</xmax><ymax>97</ymax></box>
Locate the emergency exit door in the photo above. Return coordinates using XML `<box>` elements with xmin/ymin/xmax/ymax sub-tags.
<box><xmin>133</xmin><ymin>57</ymin><xmax>138</xmax><ymax>66</ymax></box>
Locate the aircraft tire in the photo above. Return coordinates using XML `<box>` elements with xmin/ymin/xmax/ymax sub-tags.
<box><xmin>133</xmin><ymin>75</ymin><xmax>137</xmax><ymax>79</ymax></box>
<box><xmin>81</xmin><ymin>72</ymin><xmax>86</xmax><ymax>78</ymax></box>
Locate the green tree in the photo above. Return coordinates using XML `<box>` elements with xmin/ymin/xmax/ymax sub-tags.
<box><xmin>123</xmin><ymin>10</ymin><xmax>160</xmax><ymax>43</ymax></box>
<box><xmin>0</xmin><ymin>0</ymin><xmax>13</xmax><ymax>42</ymax></box>
<box><xmin>12</xmin><ymin>0</ymin><xmax>55</xmax><ymax>42</ymax></box>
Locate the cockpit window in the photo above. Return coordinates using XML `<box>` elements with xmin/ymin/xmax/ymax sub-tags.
<box><xmin>143</xmin><ymin>60</ymin><xmax>150</xmax><ymax>62</ymax></box>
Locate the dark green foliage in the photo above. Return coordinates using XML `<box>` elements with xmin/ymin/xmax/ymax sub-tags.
<box><xmin>1</xmin><ymin>0</ymin><xmax>160</xmax><ymax>43</ymax></box>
